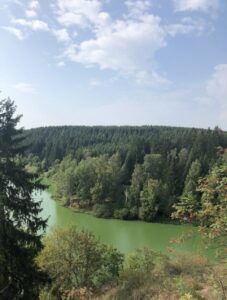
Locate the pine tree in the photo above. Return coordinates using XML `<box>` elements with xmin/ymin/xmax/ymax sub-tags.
<box><xmin>172</xmin><ymin>159</ymin><xmax>202</xmax><ymax>222</ymax></box>
<box><xmin>0</xmin><ymin>99</ymin><xmax>47</xmax><ymax>299</ymax></box>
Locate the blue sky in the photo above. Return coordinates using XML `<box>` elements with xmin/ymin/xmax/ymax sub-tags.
<box><xmin>0</xmin><ymin>0</ymin><xmax>227</xmax><ymax>129</ymax></box>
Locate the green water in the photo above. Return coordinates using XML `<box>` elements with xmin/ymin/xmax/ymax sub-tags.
<box><xmin>37</xmin><ymin>190</ymin><xmax>209</xmax><ymax>256</ymax></box>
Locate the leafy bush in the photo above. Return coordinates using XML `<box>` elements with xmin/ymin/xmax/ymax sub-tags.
<box><xmin>114</xmin><ymin>208</ymin><xmax>129</xmax><ymax>219</ymax></box>
<box><xmin>37</xmin><ymin>226</ymin><xmax>123</xmax><ymax>298</ymax></box>
<box><xmin>93</xmin><ymin>204</ymin><xmax>113</xmax><ymax>218</ymax></box>
<box><xmin>128</xmin><ymin>206</ymin><xmax>139</xmax><ymax>219</ymax></box>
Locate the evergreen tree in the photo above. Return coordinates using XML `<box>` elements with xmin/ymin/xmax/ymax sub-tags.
<box><xmin>139</xmin><ymin>179</ymin><xmax>160</xmax><ymax>221</ymax></box>
<box><xmin>128</xmin><ymin>164</ymin><xmax>145</xmax><ymax>208</ymax></box>
<box><xmin>0</xmin><ymin>99</ymin><xmax>47</xmax><ymax>299</ymax></box>
<box><xmin>143</xmin><ymin>153</ymin><xmax>163</xmax><ymax>180</ymax></box>
<box><xmin>172</xmin><ymin>160</ymin><xmax>202</xmax><ymax>222</ymax></box>
<box><xmin>31</xmin><ymin>124</ymin><xmax>227</xmax><ymax>222</ymax></box>
<box><xmin>183</xmin><ymin>159</ymin><xmax>202</xmax><ymax>197</ymax></box>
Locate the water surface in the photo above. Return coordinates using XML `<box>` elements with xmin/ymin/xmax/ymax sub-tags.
<box><xmin>37</xmin><ymin>190</ymin><xmax>209</xmax><ymax>256</ymax></box>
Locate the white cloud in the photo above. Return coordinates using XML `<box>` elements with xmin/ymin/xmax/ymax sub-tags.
<box><xmin>29</xmin><ymin>0</ymin><xmax>39</xmax><ymax>10</ymax></box>
<box><xmin>25</xmin><ymin>9</ymin><xmax>37</xmax><ymax>18</ymax></box>
<box><xmin>135</xmin><ymin>70</ymin><xmax>171</xmax><ymax>86</ymax></box>
<box><xmin>56</xmin><ymin>1</ymin><xmax>211</xmax><ymax>86</ymax></box>
<box><xmin>195</xmin><ymin>64</ymin><xmax>227</xmax><ymax>125</ymax></box>
<box><xmin>13</xmin><ymin>18</ymin><xmax>49</xmax><ymax>31</ymax></box>
<box><xmin>125</xmin><ymin>0</ymin><xmax>151</xmax><ymax>18</ymax></box>
<box><xmin>90</xmin><ymin>78</ymin><xmax>102</xmax><ymax>86</ymax></box>
<box><xmin>206</xmin><ymin>64</ymin><xmax>227</xmax><ymax>120</ymax></box>
<box><xmin>53</xmin><ymin>28</ymin><xmax>71</xmax><ymax>42</ymax></box>
<box><xmin>3</xmin><ymin>0</ymin><xmax>218</xmax><ymax>88</ymax></box>
<box><xmin>65</xmin><ymin>15</ymin><xmax>168</xmax><ymax>85</ymax></box>
<box><xmin>24</xmin><ymin>1</ymin><xmax>39</xmax><ymax>18</ymax></box>
<box><xmin>2</xmin><ymin>26</ymin><xmax>25</xmax><ymax>40</ymax></box>
<box><xmin>173</xmin><ymin>0</ymin><xmax>219</xmax><ymax>12</ymax></box>
<box><xmin>56</xmin><ymin>61</ymin><xmax>65</xmax><ymax>67</ymax></box>
<box><xmin>13</xmin><ymin>82</ymin><xmax>36</xmax><ymax>94</ymax></box>
<box><xmin>3</xmin><ymin>0</ymin><xmax>23</xmax><ymax>6</ymax></box>
<box><xmin>206</xmin><ymin>64</ymin><xmax>227</xmax><ymax>100</ymax></box>
<box><xmin>166</xmin><ymin>17</ymin><xmax>211</xmax><ymax>36</ymax></box>
<box><xmin>55</xmin><ymin>0</ymin><xmax>104</xmax><ymax>28</ymax></box>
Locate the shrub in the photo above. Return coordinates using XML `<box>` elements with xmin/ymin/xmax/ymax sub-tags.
<box><xmin>114</xmin><ymin>208</ymin><xmax>129</xmax><ymax>219</ymax></box>
<box><xmin>93</xmin><ymin>204</ymin><xmax>113</xmax><ymax>218</ymax></box>
<box><xmin>37</xmin><ymin>226</ymin><xmax>123</xmax><ymax>298</ymax></box>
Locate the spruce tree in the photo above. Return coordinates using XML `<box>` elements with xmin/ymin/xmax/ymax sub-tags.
<box><xmin>0</xmin><ymin>98</ymin><xmax>47</xmax><ymax>299</ymax></box>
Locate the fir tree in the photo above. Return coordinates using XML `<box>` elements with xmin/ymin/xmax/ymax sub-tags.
<box><xmin>0</xmin><ymin>99</ymin><xmax>47</xmax><ymax>299</ymax></box>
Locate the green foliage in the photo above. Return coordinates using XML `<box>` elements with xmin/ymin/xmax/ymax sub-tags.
<box><xmin>114</xmin><ymin>207</ymin><xmax>129</xmax><ymax>219</ymax></box>
<box><xmin>113</xmin><ymin>249</ymin><xmax>226</xmax><ymax>300</ymax></box>
<box><xmin>37</xmin><ymin>226</ymin><xmax>124</xmax><ymax>297</ymax></box>
<box><xmin>174</xmin><ymin>159</ymin><xmax>202</xmax><ymax>219</ymax></box>
<box><xmin>139</xmin><ymin>179</ymin><xmax>161</xmax><ymax>221</ymax></box>
<box><xmin>127</xmin><ymin>164</ymin><xmax>145</xmax><ymax>207</ymax></box>
<box><xmin>26</xmin><ymin>125</ymin><xmax>227</xmax><ymax>223</ymax></box>
<box><xmin>0</xmin><ymin>99</ymin><xmax>47</xmax><ymax>299</ymax></box>
<box><xmin>50</xmin><ymin>156</ymin><xmax>77</xmax><ymax>206</ymax></box>
<box><xmin>197</xmin><ymin>160</ymin><xmax>227</xmax><ymax>239</ymax></box>
<box><xmin>93</xmin><ymin>203</ymin><xmax>113</xmax><ymax>218</ymax></box>
<box><xmin>172</xmin><ymin>159</ymin><xmax>202</xmax><ymax>224</ymax></box>
<box><xmin>1</xmin><ymin>98</ymin><xmax>227</xmax><ymax>300</ymax></box>
<box><xmin>183</xmin><ymin>159</ymin><xmax>202</xmax><ymax>197</ymax></box>
<box><xmin>143</xmin><ymin>153</ymin><xmax>163</xmax><ymax>179</ymax></box>
<box><xmin>37</xmin><ymin>226</ymin><xmax>226</xmax><ymax>299</ymax></box>
<box><xmin>118</xmin><ymin>248</ymin><xmax>156</xmax><ymax>298</ymax></box>
<box><xmin>74</xmin><ymin>157</ymin><xmax>97</xmax><ymax>204</ymax></box>
<box><xmin>173</xmin><ymin>158</ymin><xmax>227</xmax><ymax>240</ymax></box>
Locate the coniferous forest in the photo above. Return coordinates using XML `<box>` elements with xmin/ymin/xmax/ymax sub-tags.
<box><xmin>1</xmin><ymin>99</ymin><xmax>227</xmax><ymax>300</ymax></box>
<box><xmin>25</xmin><ymin>125</ymin><xmax>227</xmax><ymax>222</ymax></box>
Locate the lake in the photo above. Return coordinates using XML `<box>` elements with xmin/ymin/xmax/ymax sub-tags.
<box><xmin>37</xmin><ymin>190</ymin><xmax>211</xmax><ymax>256</ymax></box>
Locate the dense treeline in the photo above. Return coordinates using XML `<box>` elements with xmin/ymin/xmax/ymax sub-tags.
<box><xmin>25</xmin><ymin>125</ymin><xmax>227</xmax><ymax>221</ymax></box>
<box><xmin>27</xmin><ymin>126</ymin><xmax>227</xmax><ymax>167</ymax></box>
<box><xmin>1</xmin><ymin>98</ymin><xmax>226</xmax><ymax>299</ymax></box>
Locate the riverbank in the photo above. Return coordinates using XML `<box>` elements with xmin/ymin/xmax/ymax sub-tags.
<box><xmin>40</xmin><ymin>174</ymin><xmax>183</xmax><ymax>224</ymax></box>
<box><xmin>37</xmin><ymin>190</ymin><xmax>217</xmax><ymax>259</ymax></box>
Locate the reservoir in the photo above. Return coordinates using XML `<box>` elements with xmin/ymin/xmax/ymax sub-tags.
<box><xmin>37</xmin><ymin>190</ymin><xmax>211</xmax><ymax>256</ymax></box>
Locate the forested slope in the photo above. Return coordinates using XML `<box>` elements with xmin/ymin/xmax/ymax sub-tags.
<box><xmin>25</xmin><ymin>126</ymin><xmax>227</xmax><ymax>221</ymax></box>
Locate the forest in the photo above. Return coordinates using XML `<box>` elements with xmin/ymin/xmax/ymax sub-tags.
<box><xmin>1</xmin><ymin>99</ymin><xmax>226</xmax><ymax>300</ymax></box>
<box><xmin>25</xmin><ymin>125</ymin><xmax>227</xmax><ymax>223</ymax></box>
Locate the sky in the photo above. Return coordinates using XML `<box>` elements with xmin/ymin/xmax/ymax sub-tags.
<box><xmin>0</xmin><ymin>0</ymin><xmax>227</xmax><ymax>130</ymax></box>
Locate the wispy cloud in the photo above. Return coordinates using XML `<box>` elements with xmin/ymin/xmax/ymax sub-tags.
<box><xmin>25</xmin><ymin>9</ymin><xmax>37</xmax><ymax>18</ymax></box>
<box><xmin>13</xmin><ymin>18</ymin><xmax>49</xmax><ymax>31</ymax></box>
<box><xmin>2</xmin><ymin>26</ymin><xmax>24</xmax><ymax>40</ymax></box>
<box><xmin>166</xmin><ymin>17</ymin><xmax>212</xmax><ymax>36</ymax></box>
<box><xmin>29</xmin><ymin>0</ymin><xmax>39</xmax><ymax>10</ymax></box>
<box><xmin>56</xmin><ymin>61</ymin><xmax>65</xmax><ymax>67</ymax></box>
<box><xmin>2</xmin><ymin>0</ymin><xmax>220</xmax><ymax>87</ymax></box>
<box><xmin>54</xmin><ymin>0</ymin><xmax>104</xmax><ymax>28</ymax></box>
<box><xmin>206</xmin><ymin>64</ymin><xmax>227</xmax><ymax>121</ymax></box>
<box><xmin>195</xmin><ymin>64</ymin><xmax>227</xmax><ymax>124</ymax></box>
<box><xmin>61</xmin><ymin>5</ymin><xmax>209</xmax><ymax>86</ymax></box>
<box><xmin>13</xmin><ymin>82</ymin><xmax>36</xmax><ymax>94</ymax></box>
<box><xmin>206</xmin><ymin>64</ymin><xmax>227</xmax><ymax>101</ymax></box>
<box><xmin>4</xmin><ymin>0</ymin><xmax>23</xmax><ymax>6</ymax></box>
<box><xmin>173</xmin><ymin>0</ymin><xmax>219</xmax><ymax>13</ymax></box>
<box><xmin>90</xmin><ymin>78</ymin><xmax>102</xmax><ymax>87</ymax></box>
<box><xmin>125</xmin><ymin>0</ymin><xmax>151</xmax><ymax>18</ymax></box>
<box><xmin>65</xmin><ymin>15</ymin><xmax>168</xmax><ymax>85</ymax></box>
<box><xmin>53</xmin><ymin>28</ymin><xmax>71</xmax><ymax>43</ymax></box>
<box><xmin>25</xmin><ymin>0</ymin><xmax>39</xmax><ymax>18</ymax></box>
